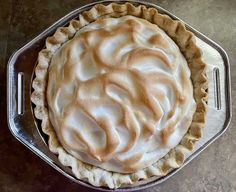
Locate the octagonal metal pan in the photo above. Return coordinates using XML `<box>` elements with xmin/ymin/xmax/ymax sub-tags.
<box><xmin>7</xmin><ymin>0</ymin><xmax>231</xmax><ymax>191</ymax></box>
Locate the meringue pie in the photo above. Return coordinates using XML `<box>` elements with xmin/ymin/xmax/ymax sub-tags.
<box><xmin>31</xmin><ymin>2</ymin><xmax>207</xmax><ymax>188</ymax></box>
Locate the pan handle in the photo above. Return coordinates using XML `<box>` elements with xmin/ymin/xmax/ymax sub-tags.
<box><xmin>17</xmin><ymin>72</ymin><xmax>24</xmax><ymax>115</ymax></box>
<box><xmin>213</xmin><ymin>67</ymin><xmax>221</xmax><ymax>110</ymax></box>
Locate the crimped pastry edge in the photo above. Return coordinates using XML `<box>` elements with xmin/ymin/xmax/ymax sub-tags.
<box><xmin>31</xmin><ymin>2</ymin><xmax>208</xmax><ymax>189</ymax></box>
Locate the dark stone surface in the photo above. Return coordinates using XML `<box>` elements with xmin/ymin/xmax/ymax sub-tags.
<box><xmin>1</xmin><ymin>0</ymin><xmax>236</xmax><ymax>191</ymax></box>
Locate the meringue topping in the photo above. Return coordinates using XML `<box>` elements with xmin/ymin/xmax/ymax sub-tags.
<box><xmin>47</xmin><ymin>16</ymin><xmax>196</xmax><ymax>173</ymax></box>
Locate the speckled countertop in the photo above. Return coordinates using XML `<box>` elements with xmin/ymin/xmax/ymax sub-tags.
<box><xmin>1</xmin><ymin>0</ymin><xmax>235</xmax><ymax>191</ymax></box>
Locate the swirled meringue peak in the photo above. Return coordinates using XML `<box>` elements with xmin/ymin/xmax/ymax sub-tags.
<box><xmin>47</xmin><ymin>16</ymin><xmax>196</xmax><ymax>173</ymax></box>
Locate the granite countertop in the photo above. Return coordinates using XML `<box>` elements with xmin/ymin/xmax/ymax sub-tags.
<box><xmin>1</xmin><ymin>0</ymin><xmax>235</xmax><ymax>191</ymax></box>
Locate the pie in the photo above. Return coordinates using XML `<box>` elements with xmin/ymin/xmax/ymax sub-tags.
<box><xmin>31</xmin><ymin>2</ymin><xmax>208</xmax><ymax>189</ymax></box>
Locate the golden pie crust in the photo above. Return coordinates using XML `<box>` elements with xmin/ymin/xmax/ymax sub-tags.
<box><xmin>31</xmin><ymin>2</ymin><xmax>208</xmax><ymax>188</ymax></box>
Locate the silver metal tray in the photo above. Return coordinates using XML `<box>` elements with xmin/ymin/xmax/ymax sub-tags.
<box><xmin>7</xmin><ymin>0</ymin><xmax>232</xmax><ymax>191</ymax></box>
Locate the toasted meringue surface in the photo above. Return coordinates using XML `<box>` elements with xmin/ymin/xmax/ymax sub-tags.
<box><xmin>47</xmin><ymin>16</ymin><xmax>196</xmax><ymax>173</ymax></box>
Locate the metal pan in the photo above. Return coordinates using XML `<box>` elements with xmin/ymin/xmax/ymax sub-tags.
<box><xmin>7</xmin><ymin>0</ymin><xmax>232</xmax><ymax>191</ymax></box>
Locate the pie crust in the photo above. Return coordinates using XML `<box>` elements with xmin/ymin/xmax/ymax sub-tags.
<box><xmin>31</xmin><ymin>2</ymin><xmax>208</xmax><ymax>188</ymax></box>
